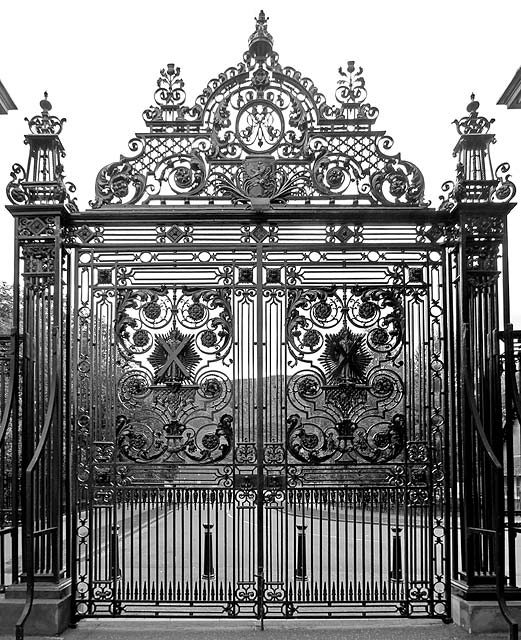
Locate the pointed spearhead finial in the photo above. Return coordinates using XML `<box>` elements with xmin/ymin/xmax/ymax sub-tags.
<box><xmin>248</xmin><ymin>10</ymin><xmax>273</xmax><ymax>61</ymax></box>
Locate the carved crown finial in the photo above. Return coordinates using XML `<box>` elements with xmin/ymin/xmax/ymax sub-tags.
<box><xmin>25</xmin><ymin>91</ymin><xmax>65</xmax><ymax>135</ymax></box>
<box><xmin>453</xmin><ymin>93</ymin><xmax>494</xmax><ymax>135</ymax></box>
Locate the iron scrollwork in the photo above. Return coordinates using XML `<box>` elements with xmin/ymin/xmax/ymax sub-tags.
<box><xmin>90</xmin><ymin>14</ymin><xmax>428</xmax><ymax>208</ymax></box>
<box><xmin>116</xmin><ymin>287</ymin><xmax>233</xmax><ymax>365</ymax></box>
<box><xmin>90</xmin><ymin>161</ymin><xmax>146</xmax><ymax>208</ymax></box>
<box><xmin>287</xmin><ymin>286</ymin><xmax>405</xmax><ymax>464</ymax></box>
<box><xmin>116</xmin><ymin>412</ymin><xmax>233</xmax><ymax>465</ymax></box>
<box><xmin>287</xmin><ymin>412</ymin><xmax>405</xmax><ymax>464</ymax></box>
<box><xmin>370</xmin><ymin>160</ymin><xmax>426</xmax><ymax>206</ymax></box>
<box><xmin>287</xmin><ymin>413</ymin><xmax>338</xmax><ymax>464</ymax></box>
<box><xmin>112</xmin><ymin>284</ymin><xmax>235</xmax><ymax>468</ymax></box>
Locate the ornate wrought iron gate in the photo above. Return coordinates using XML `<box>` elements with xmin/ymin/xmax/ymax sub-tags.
<box><xmin>4</xmin><ymin>10</ymin><xmax>521</xmax><ymax>637</ymax></box>
<box><xmin>72</xmin><ymin>227</ymin><xmax>448</xmax><ymax>618</ymax></box>
<box><xmin>58</xmin><ymin>9</ymin><xmax>461</xmax><ymax>621</ymax></box>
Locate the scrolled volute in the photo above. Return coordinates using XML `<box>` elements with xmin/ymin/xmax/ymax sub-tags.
<box><xmin>370</xmin><ymin>160</ymin><xmax>427</xmax><ymax>207</ymax></box>
<box><xmin>90</xmin><ymin>161</ymin><xmax>146</xmax><ymax>208</ymax></box>
<box><xmin>312</xmin><ymin>151</ymin><xmax>363</xmax><ymax>195</ymax></box>
<box><xmin>491</xmin><ymin>162</ymin><xmax>516</xmax><ymax>203</ymax></box>
<box><xmin>6</xmin><ymin>164</ymin><xmax>29</xmax><ymax>205</ymax></box>
<box><xmin>150</xmin><ymin>152</ymin><xmax>206</xmax><ymax>197</ymax></box>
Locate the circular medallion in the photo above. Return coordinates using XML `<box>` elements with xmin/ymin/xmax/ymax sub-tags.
<box><xmin>236</xmin><ymin>100</ymin><xmax>284</xmax><ymax>153</ymax></box>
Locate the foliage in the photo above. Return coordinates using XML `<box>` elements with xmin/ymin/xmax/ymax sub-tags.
<box><xmin>0</xmin><ymin>281</ymin><xmax>13</xmax><ymax>333</ymax></box>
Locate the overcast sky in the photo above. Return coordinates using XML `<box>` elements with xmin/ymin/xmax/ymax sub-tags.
<box><xmin>1</xmin><ymin>0</ymin><xmax>521</xmax><ymax>319</ymax></box>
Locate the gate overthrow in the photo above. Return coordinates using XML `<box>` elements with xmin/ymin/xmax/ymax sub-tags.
<box><xmin>3</xmin><ymin>10</ymin><xmax>518</xmax><ymax>631</ymax></box>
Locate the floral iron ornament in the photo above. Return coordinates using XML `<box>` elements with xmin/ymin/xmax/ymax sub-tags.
<box><xmin>285</xmin><ymin>285</ymin><xmax>406</xmax><ymax>465</ymax></box>
<box><xmin>116</xmin><ymin>412</ymin><xmax>233</xmax><ymax>464</ymax></box>
<box><xmin>286</xmin><ymin>412</ymin><xmax>405</xmax><ymax>465</ymax></box>
<box><xmin>90</xmin><ymin>13</ymin><xmax>428</xmax><ymax>209</ymax></box>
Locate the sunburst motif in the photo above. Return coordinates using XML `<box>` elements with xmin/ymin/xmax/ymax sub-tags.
<box><xmin>319</xmin><ymin>327</ymin><xmax>371</xmax><ymax>383</ymax></box>
<box><xmin>148</xmin><ymin>328</ymin><xmax>201</xmax><ymax>383</ymax></box>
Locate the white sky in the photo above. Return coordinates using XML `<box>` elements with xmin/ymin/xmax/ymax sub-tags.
<box><xmin>1</xmin><ymin>0</ymin><xmax>521</xmax><ymax>320</ymax></box>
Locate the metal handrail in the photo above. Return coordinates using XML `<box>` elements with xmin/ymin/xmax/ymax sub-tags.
<box><xmin>463</xmin><ymin>362</ymin><xmax>518</xmax><ymax>640</ymax></box>
<box><xmin>15</xmin><ymin>335</ymin><xmax>60</xmax><ymax>640</ymax></box>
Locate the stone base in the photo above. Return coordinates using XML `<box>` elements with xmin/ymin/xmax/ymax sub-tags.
<box><xmin>452</xmin><ymin>594</ymin><xmax>521</xmax><ymax>634</ymax></box>
<box><xmin>0</xmin><ymin>579</ymin><xmax>71</xmax><ymax>636</ymax></box>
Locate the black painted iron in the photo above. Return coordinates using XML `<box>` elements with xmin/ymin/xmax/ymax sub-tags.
<box><xmin>1</xmin><ymin>11</ymin><xmax>519</xmax><ymax>637</ymax></box>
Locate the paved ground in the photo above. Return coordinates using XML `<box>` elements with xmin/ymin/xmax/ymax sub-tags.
<box><xmin>0</xmin><ymin>618</ymin><xmax>514</xmax><ymax>640</ymax></box>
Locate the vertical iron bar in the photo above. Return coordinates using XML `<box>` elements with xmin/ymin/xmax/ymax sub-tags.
<box><xmin>11</xmin><ymin>217</ymin><xmax>20</xmax><ymax>586</ymax></box>
<box><xmin>502</xmin><ymin>221</ymin><xmax>517</xmax><ymax>587</ymax></box>
<box><xmin>256</xmin><ymin>244</ymin><xmax>265</xmax><ymax>627</ymax></box>
<box><xmin>295</xmin><ymin>524</ymin><xmax>307</xmax><ymax>581</ymax></box>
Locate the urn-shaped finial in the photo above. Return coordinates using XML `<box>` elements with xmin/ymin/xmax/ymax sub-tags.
<box><xmin>248</xmin><ymin>10</ymin><xmax>274</xmax><ymax>62</ymax></box>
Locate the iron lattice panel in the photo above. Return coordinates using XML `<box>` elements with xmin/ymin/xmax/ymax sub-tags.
<box><xmin>72</xmin><ymin>230</ymin><xmax>447</xmax><ymax>618</ymax></box>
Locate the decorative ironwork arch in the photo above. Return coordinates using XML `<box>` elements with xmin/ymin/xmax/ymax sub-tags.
<box><xmin>91</xmin><ymin>11</ymin><xmax>427</xmax><ymax>210</ymax></box>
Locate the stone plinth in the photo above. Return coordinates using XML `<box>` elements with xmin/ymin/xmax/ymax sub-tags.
<box><xmin>452</xmin><ymin>594</ymin><xmax>521</xmax><ymax>634</ymax></box>
<box><xmin>0</xmin><ymin>579</ymin><xmax>71</xmax><ymax>636</ymax></box>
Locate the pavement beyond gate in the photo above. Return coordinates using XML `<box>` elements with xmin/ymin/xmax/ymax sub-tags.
<box><xmin>0</xmin><ymin>618</ymin><xmax>512</xmax><ymax>640</ymax></box>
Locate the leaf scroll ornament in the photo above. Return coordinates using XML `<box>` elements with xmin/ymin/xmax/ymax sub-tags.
<box><xmin>90</xmin><ymin>161</ymin><xmax>146</xmax><ymax>208</ymax></box>
<box><xmin>370</xmin><ymin>160</ymin><xmax>427</xmax><ymax>206</ymax></box>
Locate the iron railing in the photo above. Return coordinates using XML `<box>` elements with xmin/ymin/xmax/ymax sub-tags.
<box><xmin>15</xmin><ymin>332</ymin><xmax>60</xmax><ymax>640</ymax></box>
<box><xmin>0</xmin><ymin>330</ymin><xmax>20</xmax><ymax>594</ymax></box>
<box><xmin>74</xmin><ymin>484</ymin><xmax>438</xmax><ymax>617</ymax></box>
<box><xmin>464</xmin><ymin>324</ymin><xmax>520</xmax><ymax>640</ymax></box>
